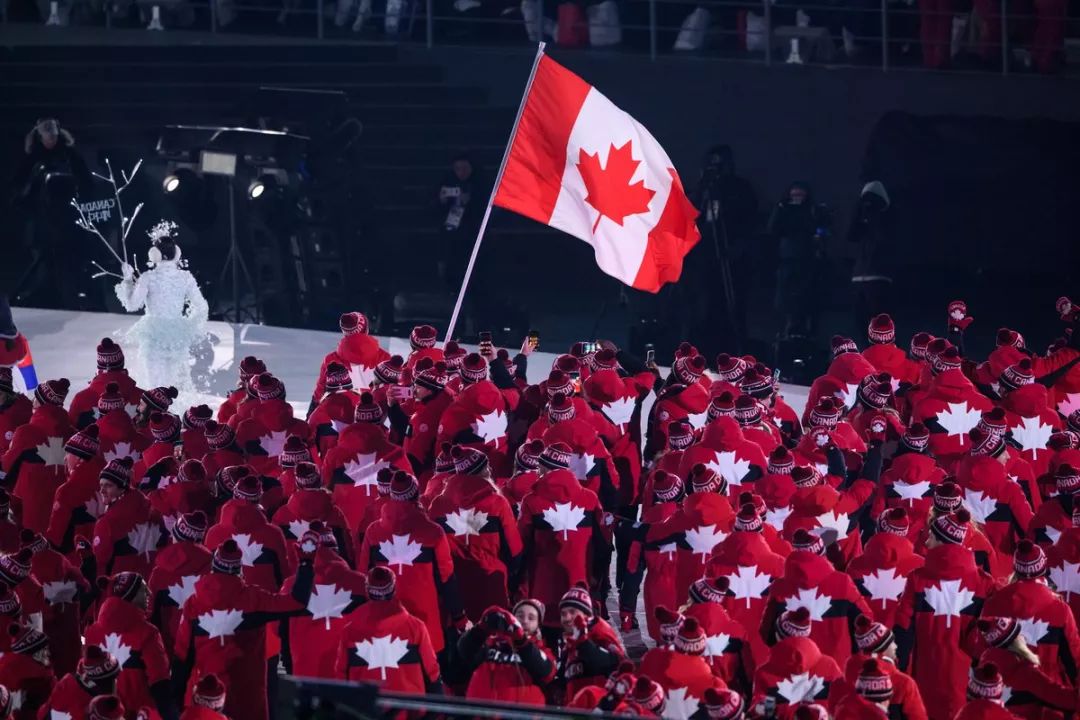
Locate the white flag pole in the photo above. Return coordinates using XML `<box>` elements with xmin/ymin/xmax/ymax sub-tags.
<box><xmin>443</xmin><ymin>42</ymin><xmax>547</xmax><ymax>343</ymax></box>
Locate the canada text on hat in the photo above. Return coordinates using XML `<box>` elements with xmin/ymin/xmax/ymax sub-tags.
<box><xmin>212</xmin><ymin>540</ymin><xmax>243</xmax><ymax>575</ymax></box>
<box><xmin>324</xmin><ymin>362</ymin><xmax>353</xmax><ymax>392</ymax></box>
<box><xmin>1013</xmin><ymin>539</ymin><xmax>1047</xmax><ymax>578</ymax></box>
<box><xmin>515</xmin><ymin>440</ymin><xmax>544</xmax><ymax>472</ymax></box>
<box><xmin>689</xmin><ymin>463</ymin><xmax>725</xmax><ymax>495</ymax></box>
<box><xmin>142</xmin><ymin>385</ymin><xmax>179</xmax><ymax>412</ymax></box>
<box><xmin>655</xmin><ymin>605</ymin><xmax>684</xmax><ymax>645</ymax></box>
<box><xmin>931</xmin><ymin>508</ymin><xmax>971</xmax><ymax>545</ymax></box>
<box><xmin>733</xmin><ymin>395</ymin><xmax>763</xmax><ymax>426</ymax></box>
<box><xmin>409</xmin><ymin>324</ymin><xmax>437</xmax><ymax>350</ymax></box>
<box><xmin>768</xmin><ymin>446</ymin><xmax>795</xmax><ymax>475</ymax></box>
<box><xmin>909</xmin><ymin>332</ymin><xmax>933</xmax><ymax>360</ymax></box>
<box><xmin>35</xmin><ymin>378</ymin><xmax>70</xmax><ymax>407</ymax></box>
<box><xmin>65</xmin><ymin>425</ymin><xmax>101</xmax><ymax>460</ymax></box>
<box><xmin>96</xmin><ymin>338</ymin><xmax>125</xmax><ymax>370</ymax></box>
<box><xmin>708</xmin><ymin>392</ymin><xmax>736</xmax><ymax>422</ymax></box>
<box><xmin>279</xmin><ymin>435</ymin><xmax>312</xmax><ymax>467</ymax></box>
<box><xmin>631</xmin><ymin>676</ymin><xmax>665</xmax><ymax>714</ymax></box>
<box><xmin>703</xmin><ymin>688</ymin><xmax>744</xmax><ymax>720</ymax></box>
<box><xmin>933</xmin><ymin>480</ymin><xmax>963</xmax><ymax>513</ymax></box>
<box><xmin>877</xmin><ymin>507</ymin><xmax>909</xmax><ymax>536</ymax></box>
<box><xmin>673</xmin><ymin>354</ymin><xmax>707</xmax><ymax>385</ymax></box>
<box><xmin>173</xmin><ymin>510</ymin><xmax>208</xmax><ymax>543</ymax></box>
<box><xmin>459</xmin><ymin>353</ymin><xmax>488</xmax><ymax>384</ymax></box>
<box><xmin>367</xmin><ymin>565</ymin><xmax>396</xmax><ymax>600</ymax></box>
<box><xmin>675</xmin><ymin>617</ymin><xmax>706</xmax><ymax>656</ymax></box>
<box><xmin>978</xmin><ymin>616</ymin><xmax>1020</xmax><ymax>649</ymax></box>
<box><xmin>667</xmin><ymin>420</ymin><xmax>694</xmax><ymax>449</ymax></box>
<box><xmin>414</xmin><ymin>361</ymin><xmax>449</xmax><ymax>392</ymax></box>
<box><xmin>831</xmin><ymin>335</ymin><xmax>858</xmax><ymax>357</ymax></box>
<box><xmin>902</xmin><ymin>422</ymin><xmax>930</xmax><ymax>453</ymax></box>
<box><xmin>792</xmin><ymin>528</ymin><xmax>825</xmax><ymax>556</ymax></box>
<box><xmin>867</xmin><ymin>314</ymin><xmax>896</xmax><ymax>345</ymax></box>
<box><xmin>855</xmin><ymin>659</ymin><xmax>894</xmax><ymax>702</ymax></box>
<box><xmin>1057</xmin><ymin>464</ymin><xmax>1080</xmax><ymax>495</ymax></box>
<box><xmin>968</xmin><ymin>427</ymin><xmax>1005</xmax><ymax>458</ymax></box>
<box><xmin>559</xmin><ymin>582</ymin><xmax>593</xmax><ymax>616</ymax></box>
<box><xmin>853</xmin><ymin>614</ymin><xmax>894</xmax><ymax>653</ymax></box>
<box><xmin>547</xmin><ymin>393</ymin><xmax>576</xmax><ymax>424</ymax></box>
<box><xmin>714</xmin><ymin>354</ymin><xmax>748</xmax><ymax>383</ymax></box>
<box><xmin>442</xmin><ymin>341</ymin><xmax>466</xmax><ymax>372</ymax></box>
<box><xmin>149</xmin><ymin>412</ymin><xmax>181</xmax><ymax>443</ymax></box>
<box><xmin>373</xmin><ymin>355</ymin><xmax>404</xmax><ymax>385</ymax></box>
<box><xmin>735</xmin><ymin>503</ymin><xmax>763</xmax><ymax>533</ymax></box>
<box><xmin>80</xmin><ymin>645</ymin><xmax>120</xmax><ymax>683</ymax></box>
<box><xmin>100</xmin><ymin>457</ymin><xmax>134</xmax><ymax>490</ymax></box>
<box><xmin>776</xmin><ymin>606</ymin><xmax>812</xmax><ymax>639</ymax></box>
<box><xmin>539</xmin><ymin>441</ymin><xmax>572</xmax><ymax>471</ymax></box>
<box><xmin>967</xmin><ymin>663</ymin><xmax>1004</xmax><ymax>701</ymax></box>
<box><xmin>999</xmin><ymin>358</ymin><xmax>1034</xmax><ymax>392</ymax></box>
<box><xmin>339</xmin><ymin>311</ymin><xmax>368</xmax><ymax>336</ymax></box>
<box><xmin>193</xmin><ymin>673</ymin><xmax>227</xmax><ymax>711</ymax></box>
<box><xmin>652</xmin><ymin>470</ymin><xmax>685</xmax><ymax>503</ymax></box>
<box><xmin>451</xmin><ymin>445</ymin><xmax>489</xmax><ymax>475</ymax></box>
<box><xmin>808</xmin><ymin>397</ymin><xmax>841</xmax><ymax>428</ymax></box>
<box><xmin>688</xmin><ymin>576</ymin><xmax>729</xmax><ymax>605</ymax></box>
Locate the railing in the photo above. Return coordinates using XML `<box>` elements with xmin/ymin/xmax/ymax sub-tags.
<box><xmin>3</xmin><ymin>0</ymin><xmax>1073</xmax><ymax>75</ymax></box>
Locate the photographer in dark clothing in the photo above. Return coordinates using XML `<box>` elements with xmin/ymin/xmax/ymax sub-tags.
<box><xmin>9</xmin><ymin>119</ymin><xmax>92</xmax><ymax>311</ymax></box>
<box><xmin>848</xmin><ymin>180</ymin><xmax>896</xmax><ymax>326</ymax></box>
<box><xmin>768</xmin><ymin>181</ymin><xmax>830</xmax><ymax>339</ymax></box>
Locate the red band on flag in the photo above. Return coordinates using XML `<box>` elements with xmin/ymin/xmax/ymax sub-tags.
<box><xmin>493</xmin><ymin>55</ymin><xmax>591</xmax><ymax>224</ymax></box>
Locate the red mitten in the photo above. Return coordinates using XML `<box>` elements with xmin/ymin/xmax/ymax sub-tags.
<box><xmin>865</xmin><ymin>413</ymin><xmax>888</xmax><ymax>444</ymax></box>
<box><xmin>948</xmin><ymin>300</ymin><xmax>974</xmax><ymax>332</ymax></box>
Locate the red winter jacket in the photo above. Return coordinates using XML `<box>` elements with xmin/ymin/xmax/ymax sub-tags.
<box><xmin>148</xmin><ymin>539</ymin><xmax>212</xmax><ymax>654</ymax></box>
<box><xmin>707</xmin><ymin>531</ymin><xmax>787</xmax><ymax>668</ymax></box>
<box><xmin>282</xmin><ymin>547</ymin><xmax>366</xmax><ymax>679</ymax></box>
<box><xmin>175</xmin><ymin>571</ymin><xmax>308</xmax><ymax>720</ymax></box>
<box><xmin>499</xmin><ymin>470</ymin><xmax>540</xmax><ymax>515</ymax></box>
<box><xmin>216</xmin><ymin>387</ymin><xmax>246</xmax><ymax>425</ymax></box>
<box><xmin>182</xmin><ymin>427</ymin><xmax>210</xmax><ymax>462</ymax></box>
<box><xmin>0</xmin><ymin>395</ymin><xmax>31</xmax><ymax>455</ymax></box>
<box><xmin>85</xmin><ymin>596</ymin><xmax>171</xmax><ymax>713</ymax></box>
<box><xmin>234</xmin><ymin>400</ymin><xmax>311</xmax><ymax>478</ymax></box>
<box><xmin>437</xmin><ymin>381</ymin><xmax>511</xmax><ymax>470</ymax></box>
<box><xmin>46</xmin><ymin>455</ymin><xmax>105</xmax><ymax>552</ymax></box>
<box><xmin>647</xmin><ymin>492</ymin><xmax>735</xmax><ymax>606</ymax></box>
<box><xmin>834</xmin><ymin>693</ymin><xmax>889</xmax><ymax>720</ymax></box>
<box><xmin>39</xmin><ymin>672</ymin><xmax>95</xmax><ymax>720</ymax></box>
<box><xmin>647</xmin><ymin>380</ymin><xmax>710</xmax><ymax>459</ymax></box>
<box><xmin>561</xmin><ymin>616</ymin><xmax>625</xmax><ymax>699</ymax></box>
<box><xmin>518</xmin><ymin>469</ymin><xmax>605</xmax><ymax>628</ymax></box>
<box><xmin>149</xmin><ymin>476</ymin><xmax>214</xmax><ymax>532</ymax></box>
<box><xmin>335</xmin><ymin>597</ymin><xmax>441</xmax><ymax>693</ymax></box>
<box><xmin>627</xmin><ymin>499</ymin><xmax>679</xmax><ymax>643</ymax></box>
<box><xmin>872</xmin><ymin>453</ymin><xmax>945</xmax><ymax>541</ymax></box>
<box><xmin>757</xmin><ymin>472</ymin><xmax>798</xmax><ymax>533</ymax></box>
<box><xmin>541</xmin><ymin>418</ymin><xmax>619</xmax><ymax>511</ymax></box>
<box><xmin>954</xmin><ymin>455</ymin><xmax>1034</xmax><ymax>578</ymax></box>
<box><xmin>684</xmin><ymin>599</ymin><xmax>754</xmax><ymax>692</ymax></box>
<box><xmin>1048</xmin><ymin>526</ymin><xmax>1080</xmax><ymax>626</ymax></box>
<box><xmin>3</xmin><ymin>404</ymin><xmax>74</xmax><ymax>534</ymax></box>
<box><xmin>31</xmin><ymin>547</ymin><xmax>88</xmax><ymax>678</ymax></box>
<box><xmin>847</xmin><ymin>533</ymin><xmax>924</xmax><ymax>628</ymax></box>
<box><xmin>359</xmin><ymin>499</ymin><xmax>458</xmax><ymax>652</ymax></box>
<box><xmin>404</xmin><ymin>390</ymin><xmax>455</xmax><ymax>473</ymax></box>
<box><xmin>977</xmin><ymin>646</ymin><xmax>1077</xmax><ymax>720</ymax></box>
<box><xmin>68</xmin><ymin>371</ymin><xmax>142</xmax><ymax>429</ymax></box>
<box><xmin>1003</xmin><ymin>384</ymin><xmax>1061</xmax><ymax>479</ymax></box>
<box><xmin>679</xmin><ymin>418</ymin><xmax>767</xmax><ymax>500</ymax></box>
<box><xmin>1031</xmin><ymin>347</ymin><xmax>1080</xmax><ymax>419</ymax></box>
<box><xmin>93</xmin><ymin>488</ymin><xmax>163</xmax><ymax>577</ymax></box>
<box><xmin>307</xmin><ymin>390</ymin><xmax>359</xmax><ymax>458</ymax></box>
<box><xmin>312</xmin><ymin>333</ymin><xmax>391</xmax><ymax>404</ymax></box>
<box><xmin>911</xmin><ymin>370</ymin><xmax>995</xmax><ymax>469</ymax></box>
<box><xmin>95</xmin><ymin>408</ymin><xmax>149</xmax><ymax>464</ymax></box>
<box><xmin>752</xmin><ymin>637</ymin><xmax>841</xmax><ymax>713</ymax></box>
<box><xmin>760</xmin><ymin>550</ymin><xmax>872</xmax><ymax>670</ymax></box>
<box><xmin>833</xmin><ymin>653</ymin><xmax>927</xmax><ymax>720</ymax></box>
<box><xmin>782</xmin><ymin>482</ymin><xmax>872</xmax><ymax>571</ymax></box>
<box><xmin>322</xmin><ymin>423</ymin><xmax>410</xmax><ymax>531</ymax></box>
<box><xmin>427</xmin><ymin>474</ymin><xmax>522</xmax><ymax>620</ymax></box>
<box><xmin>954</xmin><ymin>699</ymin><xmax>1022</xmax><ymax>720</ymax></box>
<box><xmin>205</xmin><ymin>500</ymin><xmax>294</xmax><ymax>592</ymax></box>
<box><xmin>0</xmin><ymin>652</ymin><xmax>53</xmax><ymax>720</ymax></box>
<box><xmin>459</xmin><ymin>626</ymin><xmax>555</xmax><ymax>705</ymax></box>
<box><xmin>862</xmin><ymin>344</ymin><xmax>920</xmax><ymax>385</ymax></box>
<box><xmin>271</xmin><ymin>489</ymin><xmax>353</xmax><ymax>564</ymax></box>
<box><xmin>1029</xmin><ymin>495</ymin><xmax>1073</xmax><ymax>548</ymax></box>
<box><xmin>894</xmin><ymin>543</ymin><xmax>998</xmax><ymax>720</ymax></box>
<box><xmin>638</xmin><ymin>647</ymin><xmax>726</xmax><ymax>714</ymax></box>
<box><xmin>180</xmin><ymin>707</ymin><xmax>229</xmax><ymax>720</ymax></box>
<box><xmin>981</xmin><ymin>578</ymin><xmax>1080</xmax><ymax>685</ymax></box>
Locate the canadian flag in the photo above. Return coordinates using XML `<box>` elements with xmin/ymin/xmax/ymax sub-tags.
<box><xmin>493</xmin><ymin>53</ymin><xmax>700</xmax><ymax>293</ymax></box>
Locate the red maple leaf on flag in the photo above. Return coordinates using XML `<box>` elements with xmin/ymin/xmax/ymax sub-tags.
<box><xmin>577</xmin><ymin>141</ymin><xmax>656</xmax><ymax>232</ymax></box>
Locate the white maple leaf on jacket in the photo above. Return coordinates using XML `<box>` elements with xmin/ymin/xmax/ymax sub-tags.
<box><xmin>860</xmin><ymin>567</ymin><xmax>907</xmax><ymax>608</ymax></box>
<box><xmin>288</xmin><ymin>519</ymin><xmax>312</xmax><ymax>540</ymax></box>
<box><xmin>662</xmin><ymin>686</ymin><xmax>699</xmax><ymax>720</ymax></box>
<box><xmin>568</xmin><ymin>453</ymin><xmax>595</xmax><ymax>481</ymax></box>
<box><xmin>543</xmin><ymin>502</ymin><xmax>586</xmax><ymax>540</ymax></box>
<box><xmin>705</xmin><ymin>450</ymin><xmax>751</xmax><ymax>488</ymax></box>
<box><xmin>354</xmin><ymin>634</ymin><xmax>410</xmax><ymax>680</ymax></box>
<box><xmin>471</xmin><ymin>410</ymin><xmax>507</xmax><ymax>444</ymax></box>
<box><xmin>963</xmin><ymin>489</ymin><xmax>998</xmax><ymax>524</ymax></box>
<box><xmin>684</xmin><ymin>524</ymin><xmax>727</xmax><ymax>562</ymax></box>
<box><xmin>1042</xmin><ymin>525</ymin><xmax>1063</xmax><ymax>545</ymax></box>
<box><xmin>259</xmin><ymin>430</ymin><xmax>289</xmax><ymax>458</ymax></box>
<box><xmin>167</xmin><ymin>575</ymin><xmax>200</xmax><ymax>608</ymax></box>
<box><xmin>344</xmin><ymin>452</ymin><xmax>390</xmax><ymax>495</ymax></box>
<box><xmin>937</xmin><ymin>403</ymin><xmax>982</xmax><ymax>438</ymax></box>
<box><xmin>703</xmin><ymin>633</ymin><xmax>731</xmax><ymax>658</ymax></box>
<box><xmin>812</xmin><ymin>510</ymin><xmax>849</xmax><ymax>544</ymax></box>
<box><xmin>36</xmin><ymin>437</ymin><xmax>66</xmax><ymax>467</ymax></box>
<box><xmin>43</xmin><ymin>580</ymin><xmax>78</xmax><ymax>606</ymax></box>
<box><xmin>49</xmin><ymin>710</ymin><xmax>71</xmax><ymax>720</ymax></box>
<box><xmin>100</xmin><ymin>632</ymin><xmax>132</xmax><ymax>667</ymax></box>
<box><xmin>726</xmin><ymin>565</ymin><xmax>772</xmax><ymax>608</ymax></box>
<box><xmin>232</xmin><ymin>533</ymin><xmax>265</xmax><ymax>567</ymax></box>
<box><xmin>199</xmin><ymin>608</ymin><xmax>244</xmax><ymax>645</ymax></box>
<box><xmin>841</xmin><ymin>383</ymin><xmax>860</xmax><ymax>409</ymax></box>
<box><xmin>1057</xmin><ymin>393</ymin><xmax>1080</xmax><ymax>419</ymax></box>
<box><xmin>776</xmin><ymin>672</ymin><xmax>826</xmax><ymax>703</ymax></box>
<box><xmin>444</xmin><ymin>508</ymin><xmax>489</xmax><ymax>546</ymax></box>
<box><xmin>603</xmin><ymin>397</ymin><xmax>636</xmax><ymax>427</ymax></box>
<box><xmin>923</xmin><ymin>579</ymin><xmax>975</xmax><ymax>628</ymax></box>
<box><xmin>127</xmin><ymin>522</ymin><xmax>162</xmax><ymax>560</ymax></box>
<box><xmin>1050</xmin><ymin>561</ymin><xmax>1080</xmax><ymax>601</ymax></box>
<box><xmin>764</xmin><ymin>505</ymin><xmax>792</xmax><ymax>531</ymax></box>
<box><xmin>1018</xmin><ymin>617</ymin><xmax>1050</xmax><ymax>647</ymax></box>
<box><xmin>308</xmin><ymin>584</ymin><xmax>353</xmax><ymax>630</ymax></box>
<box><xmin>784</xmin><ymin>587</ymin><xmax>832</xmax><ymax>621</ymax></box>
<box><xmin>891</xmin><ymin>479</ymin><xmax>931</xmax><ymax>503</ymax></box>
<box><xmin>348</xmin><ymin>363</ymin><xmax>375</xmax><ymax>390</ymax></box>
<box><xmin>104</xmin><ymin>441</ymin><xmax>139</xmax><ymax>463</ymax></box>
<box><xmin>1012</xmin><ymin>416</ymin><xmax>1053</xmax><ymax>453</ymax></box>
<box><xmin>379</xmin><ymin>533</ymin><xmax>423</xmax><ymax>572</ymax></box>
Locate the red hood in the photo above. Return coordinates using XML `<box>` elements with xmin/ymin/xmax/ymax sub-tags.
<box><xmin>987</xmin><ymin>346</ymin><xmax>1026</xmax><ymax>381</ymax></box>
<box><xmin>584</xmin><ymin>369</ymin><xmax>627</xmax><ymax>405</ymax></box>
<box><xmin>97</xmin><ymin>409</ymin><xmax>136</xmax><ymax>438</ymax></box>
<box><xmin>861</xmin><ymin>533</ymin><xmax>917</xmax><ymax>567</ymax></box>
<box><xmin>456</xmin><ymin>381</ymin><xmax>505</xmax><ymax>416</ymax></box>
<box><xmin>827</xmin><ymin>354</ymin><xmax>877</xmax><ymax>385</ymax></box>
<box><xmin>89</xmin><ymin>371</ymin><xmax>138</xmax><ymax>396</ymax></box>
<box><xmin>252</xmin><ymin>400</ymin><xmax>296</xmax><ymax>431</ymax></box>
<box><xmin>766</xmin><ymin>637</ymin><xmax>823</xmax><ymax>675</ymax></box>
<box><xmin>716</xmin><ymin>531</ymin><xmax>780</xmax><ymax>565</ymax></box>
<box><xmin>287</xmin><ymin>488</ymin><xmax>334</xmax><ymax>518</ymax></box>
<box><xmin>439</xmin><ymin>474</ymin><xmax>499</xmax><ymax>509</ymax></box>
<box><xmin>338</xmin><ymin>422</ymin><xmax>389</xmax><ymax>448</ymax></box>
<box><xmin>218</xmin><ymin>499</ymin><xmax>270</xmax><ymax>531</ymax></box>
<box><xmin>1004</xmin><ymin>384</ymin><xmax>1050</xmax><ymax>417</ymax></box>
<box><xmin>955</xmin><ymin>455</ymin><xmax>1006</xmax><ymax>492</ymax></box>
<box><xmin>542</xmin><ymin>418</ymin><xmax>600</xmax><ymax>454</ymax></box>
<box><xmin>97</xmin><ymin>596</ymin><xmax>145</xmax><ymax>631</ymax></box>
<box><xmin>757</xmin><ymin>473</ymin><xmax>797</xmax><ymax>509</ymax></box>
<box><xmin>31</xmin><ymin>403</ymin><xmax>73</xmax><ymax>435</ymax></box>
<box><xmin>662</xmin><ymin>381</ymin><xmax>710</xmax><ymax>413</ymax></box>
<box><xmin>782</xmin><ymin>550</ymin><xmax>836</xmax><ymax>587</ymax></box>
<box><xmin>195</xmin><ymin>572</ymin><xmax>244</xmax><ymax>600</ymax></box>
<box><xmin>683</xmin><ymin>492</ymin><xmax>734</xmax><ymax>526</ymax></box>
<box><xmin>928</xmin><ymin>369</ymin><xmax>977</xmax><ymax>403</ymax></box>
<box><xmin>315</xmin><ymin>392</ymin><xmax>356</xmax><ymax>421</ymax></box>
<box><xmin>1051</xmin><ymin>448</ymin><xmax>1080</xmax><ymax>473</ymax></box>
<box><xmin>155</xmin><ymin>540</ymin><xmax>209</xmax><ymax>574</ymax></box>
<box><xmin>701</xmin><ymin>417</ymin><xmax>747</xmax><ymax>451</ymax></box>
<box><xmin>792</xmin><ymin>485</ymin><xmax>840</xmax><ymax>516</ymax></box>
<box><xmin>531</xmin><ymin>469</ymin><xmax>585</xmax><ymax>504</ymax></box>
<box><xmin>888</xmin><ymin>453</ymin><xmax>943</xmax><ymax>484</ymax></box>
<box><xmin>379</xmin><ymin>498</ymin><xmax>430</xmax><ymax>526</ymax></box>
<box><xmin>336</xmin><ymin>334</ymin><xmax>385</xmax><ymax>367</ymax></box>
<box><xmin>923</xmin><ymin>542</ymin><xmax>977</xmax><ymax>577</ymax></box>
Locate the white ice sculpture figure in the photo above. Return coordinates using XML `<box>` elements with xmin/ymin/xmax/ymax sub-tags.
<box><xmin>114</xmin><ymin>220</ymin><xmax>208</xmax><ymax>394</ymax></box>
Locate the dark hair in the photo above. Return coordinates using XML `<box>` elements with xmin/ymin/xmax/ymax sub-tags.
<box><xmin>156</xmin><ymin>238</ymin><xmax>178</xmax><ymax>261</ymax></box>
